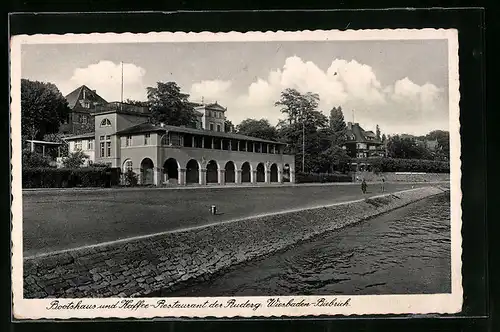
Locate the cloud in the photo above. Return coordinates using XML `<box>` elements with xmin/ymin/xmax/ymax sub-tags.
<box><xmin>203</xmin><ymin>56</ymin><xmax>448</xmax><ymax>135</ymax></box>
<box><xmin>189</xmin><ymin>80</ymin><xmax>232</xmax><ymax>103</ymax></box>
<box><xmin>63</xmin><ymin>60</ymin><xmax>147</xmax><ymax>102</ymax></box>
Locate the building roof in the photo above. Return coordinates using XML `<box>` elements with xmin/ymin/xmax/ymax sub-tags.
<box><xmin>115</xmin><ymin>122</ymin><xmax>285</xmax><ymax>145</ymax></box>
<box><xmin>63</xmin><ymin>132</ymin><xmax>95</xmax><ymax>141</ymax></box>
<box><xmin>195</xmin><ymin>102</ymin><xmax>227</xmax><ymax>112</ymax></box>
<box><xmin>65</xmin><ymin>85</ymin><xmax>108</xmax><ymax>110</ymax></box>
<box><xmin>346</xmin><ymin>122</ymin><xmax>382</xmax><ymax>144</ymax></box>
<box><xmin>26</xmin><ymin>140</ymin><xmax>63</xmax><ymax>146</ymax></box>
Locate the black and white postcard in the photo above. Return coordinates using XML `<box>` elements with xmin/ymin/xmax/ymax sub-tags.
<box><xmin>11</xmin><ymin>29</ymin><xmax>462</xmax><ymax>318</ymax></box>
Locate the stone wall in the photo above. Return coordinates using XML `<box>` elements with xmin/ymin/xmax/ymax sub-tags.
<box><xmin>24</xmin><ymin>186</ymin><xmax>449</xmax><ymax>299</ymax></box>
<box><xmin>356</xmin><ymin>172</ymin><xmax>450</xmax><ymax>183</ymax></box>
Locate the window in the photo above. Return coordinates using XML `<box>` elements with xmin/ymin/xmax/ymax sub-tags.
<box><xmin>144</xmin><ymin>133</ymin><xmax>150</xmax><ymax>145</ymax></box>
<box><xmin>88</xmin><ymin>140</ymin><xmax>94</xmax><ymax>150</ymax></box>
<box><xmin>216</xmin><ymin>124</ymin><xmax>221</xmax><ymax>132</ymax></box>
<box><xmin>82</xmin><ymin>115</ymin><xmax>88</xmax><ymax>124</ymax></box>
<box><xmin>124</xmin><ymin>160</ymin><xmax>133</xmax><ymax>172</ymax></box>
<box><xmin>100</xmin><ymin>135</ymin><xmax>104</xmax><ymax>140</ymax></box>
<box><xmin>126</xmin><ymin>136</ymin><xmax>132</xmax><ymax>147</ymax></box>
<box><xmin>209</xmin><ymin>123</ymin><xmax>214</xmax><ymax>131</ymax></box>
<box><xmin>100</xmin><ymin>118</ymin><xmax>112</xmax><ymax>127</ymax></box>
<box><xmin>168</xmin><ymin>132</ymin><xmax>182</xmax><ymax>146</ymax></box>
<box><xmin>88</xmin><ymin>160</ymin><xmax>93</xmax><ymax>166</ymax></box>
<box><xmin>100</xmin><ymin>135</ymin><xmax>111</xmax><ymax>157</ymax></box>
<box><xmin>75</xmin><ymin>140</ymin><xmax>82</xmax><ymax>151</ymax></box>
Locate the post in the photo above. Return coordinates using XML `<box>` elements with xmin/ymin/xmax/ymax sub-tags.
<box><xmin>290</xmin><ymin>168</ymin><xmax>296</xmax><ymax>183</ymax></box>
<box><xmin>211</xmin><ymin>138</ymin><xmax>214</xmax><ymax>149</ymax></box>
<box><xmin>218</xmin><ymin>169</ymin><xmax>225</xmax><ymax>185</ymax></box>
<box><xmin>251</xmin><ymin>169</ymin><xmax>257</xmax><ymax>184</ymax></box>
<box><xmin>179</xmin><ymin>168</ymin><xmax>186</xmax><ymax>185</ymax></box>
<box><xmin>278</xmin><ymin>168</ymin><xmax>283</xmax><ymax>183</ymax></box>
<box><xmin>237</xmin><ymin>141</ymin><xmax>240</xmax><ymax>151</ymax></box>
<box><xmin>265</xmin><ymin>169</ymin><xmax>271</xmax><ymax>183</ymax></box>
<box><xmin>199</xmin><ymin>168</ymin><xmax>207</xmax><ymax>185</ymax></box>
<box><xmin>191</xmin><ymin>136</ymin><xmax>195</xmax><ymax>148</ymax></box>
<box><xmin>236</xmin><ymin>169</ymin><xmax>242</xmax><ymax>184</ymax></box>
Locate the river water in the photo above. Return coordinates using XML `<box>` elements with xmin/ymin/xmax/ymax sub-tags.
<box><xmin>166</xmin><ymin>193</ymin><xmax>451</xmax><ymax>297</ymax></box>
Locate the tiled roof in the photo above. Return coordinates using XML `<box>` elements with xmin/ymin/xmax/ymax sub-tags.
<box><xmin>346</xmin><ymin>123</ymin><xmax>382</xmax><ymax>144</ymax></box>
<box><xmin>65</xmin><ymin>85</ymin><xmax>108</xmax><ymax>110</ymax></box>
<box><xmin>63</xmin><ymin>132</ymin><xmax>95</xmax><ymax>141</ymax></box>
<box><xmin>115</xmin><ymin>122</ymin><xmax>285</xmax><ymax>144</ymax></box>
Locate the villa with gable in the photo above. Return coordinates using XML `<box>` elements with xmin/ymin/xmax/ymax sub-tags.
<box><xmin>64</xmin><ymin>99</ymin><xmax>296</xmax><ymax>186</ymax></box>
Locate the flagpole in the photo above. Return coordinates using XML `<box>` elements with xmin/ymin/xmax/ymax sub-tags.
<box><xmin>121</xmin><ymin>61</ymin><xmax>124</xmax><ymax>110</ymax></box>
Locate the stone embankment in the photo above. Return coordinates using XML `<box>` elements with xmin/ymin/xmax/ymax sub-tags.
<box><xmin>24</xmin><ymin>185</ymin><xmax>449</xmax><ymax>298</ymax></box>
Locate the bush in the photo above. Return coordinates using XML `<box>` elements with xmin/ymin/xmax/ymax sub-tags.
<box><xmin>296</xmin><ymin>172</ymin><xmax>352</xmax><ymax>184</ymax></box>
<box><xmin>359</xmin><ymin>157</ymin><xmax>449</xmax><ymax>173</ymax></box>
<box><xmin>62</xmin><ymin>151</ymin><xmax>89</xmax><ymax>168</ymax></box>
<box><xmin>22</xmin><ymin>167</ymin><xmax>121</xmax><ymax>188</ymax></box>
<box><xmin>22</xmin><ymin>149</ymin><xmax>53</xmax><ymax>168</ymax></box>
<box><xmin>123</xmin><ymin>170</ymin><xmax>138</xmax><ymax>186</ymax></box>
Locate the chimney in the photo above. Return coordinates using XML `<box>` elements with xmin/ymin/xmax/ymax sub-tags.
<box><xmin>92</xmin><ymin>90</ymin><xmax>96</xmax><ymax>93</ymax></box>
<box><xmin>347</xmin><ymin>122</ymin><xmax>352</xmax><ymax>130</ymax></box>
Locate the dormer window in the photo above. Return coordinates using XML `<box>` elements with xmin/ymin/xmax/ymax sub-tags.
<box><xmin>100</xmin><ymin>118</ymin><xmax>112</xmax><ymax>127</ymax></box>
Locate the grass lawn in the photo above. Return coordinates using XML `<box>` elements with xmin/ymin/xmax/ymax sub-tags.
<box><xmin>23</xmin><ymin>183</ymin><xmax>430</xmax><ymax>256</ymax></box>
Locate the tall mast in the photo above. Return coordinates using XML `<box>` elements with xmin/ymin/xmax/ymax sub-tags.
<box><xmin>121</xmin><ymin>61</ymin><xmax>124</xmax><ymax>110</ymax></box>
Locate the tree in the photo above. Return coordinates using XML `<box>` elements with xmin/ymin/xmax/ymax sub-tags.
<box><xmin>376</xmin><ymin>125</ymin><xmax>381</xmax><ymax>140</ymax></box>
<box><xmin>426</xmin><ymin>130</ymin><xmax>450</xmax><ymax>158</ymax></box>
<box><xmin>236</xmin><ymin>119</ymin><xmax>278</xmax><ymax>141</ymax></box>
<box><xmin>329</xmin><ymin>106</ymin><xmax>347</xmax><ymax>146</ymax></box>
<box><xmin>386</xmin><ymin>135</ymin><xmax>433</xmax><ymax>160</ymax></box>
<box><xmin>381</xmin><ymin>133</ymin><xmax>387</xmax><ymax>143</ymax></box>
<box><xmin>146</xmin><ymin>82</ymin><xmax>197</xmax><ymax>127</ymax></box>
<box><xmin>275</xmin><ymin>89</ymin><xmax>335</xmax><ymax>173</ymax></box>
<box><xmin>21</xmin><ymin>79</ymin><xmax>70</xmax><ymax>140</ymax></box>
<box><xmin>275</xmin><ymin>88</ymin><xmax>320</xmax><ymax>125</ymax></box>
<box><xmin>63</xmin><ymin>151</ymin><xmax>88</xmax><ymax>168</ymax></box>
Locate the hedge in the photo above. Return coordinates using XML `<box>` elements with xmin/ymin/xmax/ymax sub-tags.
<box><xmin>360</xmin><ymin>157</ymin><xmax>449</xmax><ymax>173</ymax></box>
<box><xmin>296</xmin><ymin>172</ymin><xmax>352</xmax><ymax>184</ymax></box>
<box><xmin>23</xmin><ymin>167</ymin><xmax>121</xmax><ymax>188</ymax></box>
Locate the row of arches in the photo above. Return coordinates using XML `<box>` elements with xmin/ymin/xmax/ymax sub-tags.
<box><xmin>131</xmin><ymin>158</ymin><xmax>290</xmax><ymax>185</ymax></box>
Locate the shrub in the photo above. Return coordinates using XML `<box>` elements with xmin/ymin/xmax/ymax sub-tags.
<box><xmin>358</xmin><ymin>157</ymin><xmax>449</xmax><ymax>173</ymax></box>
<box><xmin>62</xmin><ymin>151</ymin><xmax>89</xmax><ymax>168</ymax></box>
<box><xmin>22</xmin><ymin>167</ymin><xmax>121</xmax><ymax>188</ymax></box>
<box><xmin>296</xmin><ymin>172</ymin><xmax>352</xmax><ymax>184</ymax></box>
<box><xmin>22</xmin><ymin>149</ymin><xmax>53</xmax><ymax>168</ymax></box>
<box><xmin>123</xmin><ymin>170</ymin><xmax>138</xmax><ymax>186</ymax></box>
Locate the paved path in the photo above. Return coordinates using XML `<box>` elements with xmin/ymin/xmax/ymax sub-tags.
<box><xmin>22</xmin><ymin>183</ymin><xmax>444</xmax><ymax>256</ymax></box>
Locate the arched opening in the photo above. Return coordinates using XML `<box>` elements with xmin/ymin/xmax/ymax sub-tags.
<box><xmin>224</xmin><ymin>161</ymin><xmax>235</xmax><ymax>183</ymax></box>
<box><xmin>206</xmin><ymin>160</ymin><xmax>218</xmax><ymax>184</ymax></box>
<box><xmin>140</xmin><ymin>158</ymin><xmax>154</xmax><ymax>185</ymax></box>
<box><xmin>256</xmin><ymin>163</ymin><xmax>265</xmax><ymax>182</ymax></box>
<box><xmin>270</xmin><ymin>163</ymin><xmax>278</xmax><ymax>182</ymax></box>
<box><xmin>163</xmin><ymin>158</ymin><xmax>179</xmax><ymax>184</ymax></box>
<box><xmin>241</xmin><ymin>162</ymin><xmax>251</xmax><ymax>183</ymax></box>
<box><xmin>186</xmin><ymin>159</ymin><xmax>199</xmax><ymax>184</ymax></box>
<box><xmin>283</xmin><ymin>163</ymin><xmax>291</xmax><ymax>182</ymax></box>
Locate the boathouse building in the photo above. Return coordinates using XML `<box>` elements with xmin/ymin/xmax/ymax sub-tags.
<box><xmin>64</xmin><ymin>102</ymin><xmax>296</xmax><ymax>186</ymax></box>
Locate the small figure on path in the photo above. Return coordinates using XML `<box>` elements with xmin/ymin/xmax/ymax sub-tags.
<box><xmin>381</xmin><ymin>178</ymin><xmax>385</xmax><ymax>193</ymax></box>
<box><xmin>361</xmin><ymin>179</ymin><xmax>367</xmax><ymax>194</ymax></box>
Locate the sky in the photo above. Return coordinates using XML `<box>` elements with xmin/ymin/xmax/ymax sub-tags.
<box><xmin>21</xmin><ymin>40</ymin><xmax>450</xmax><ymax>135</ymax></box>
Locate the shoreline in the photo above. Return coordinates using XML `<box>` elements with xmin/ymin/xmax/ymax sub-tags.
<box><xmin>23</xmin><ymin>185</ymin><xmax>449</xmax><ymax>299</ymax></box>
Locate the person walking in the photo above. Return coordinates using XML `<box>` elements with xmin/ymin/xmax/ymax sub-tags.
<box><xmin>361</xmin><ymin>178</ymin><xmax>367</xmax><ymax>194</ymax></box>
<box><xmin>381</xmin><ymin>177</ymin><xmax>385</xmax><ymax>193</ymax></box>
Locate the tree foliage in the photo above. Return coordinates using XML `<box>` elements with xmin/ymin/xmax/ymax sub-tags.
<box><xmin>224</xmin><ymin>119</ymin><xmax>234</xmax><ymax>133</ymax></box>
<box><xmin>147</xmin><ymin>82</ymin><xmax>197</xmax><ymax>127</ymax></box>
<box><xmin>376</xmin><ymin>124</ymin><xmax>381</xmax><ymax>140</ymax></box>
<box><xmin>329</xmin><ymin>106</ymin><xmax>347</xmax><ymax>146</ymax></box>
<box><xmin>275</xmin><ymin>88</ymin><xmax>320</xmax><ymax>125</ymax></box>
<box><xmin>22</xmin><ymin>149</ymin><xmax>53</xmax><ymax>168</ymax></box>
<box><xmin>236</xmin><ymin>119</ymin><xmax>278</xmax><ymax>141</ymax></box>
<box><xmin>62</xmin><ymin>151</ymin><xmax>89</xmax><ymax>168</ymax></box>
<box><xmin>21</xmin><ymin>79</ymin><xmax>70</xmax><ymax>140</ymax></box>
<box><xmin>386</xmin><ymin>135</ymin><xmax>434</xmax><ymax>160</ymax></box>
<box><xmin>426</xmin><ymin>130</ymin><xmax>450</xmax><ymax>159</ymax></box>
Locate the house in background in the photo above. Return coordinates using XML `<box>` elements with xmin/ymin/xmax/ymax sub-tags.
<box><xmin>59</xmin><ymin>85</ymin><xmax>108</xmax><ymax>135</ymax></box>
<box><xmin>343</xmin><ymin>122</ymin><xmax>385</xmax><ymax>159</ymax></box>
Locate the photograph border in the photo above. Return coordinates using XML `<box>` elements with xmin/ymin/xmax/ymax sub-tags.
<box><xmin>10</xmin><ymin>28</ymin><xmax>463</xmax><ymax>320</ymax></box>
